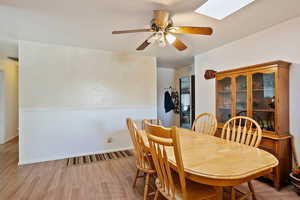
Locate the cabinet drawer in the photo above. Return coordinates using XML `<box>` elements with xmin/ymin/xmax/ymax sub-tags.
<box><xmin>259</xmin><ymin>138</ymin><xmax>275</xmax><ymax>154</ymax></box>
<box><xmin>260</xmin><ymin>138</ymin><xmax>274</xmax><ymax>148</ymax></box>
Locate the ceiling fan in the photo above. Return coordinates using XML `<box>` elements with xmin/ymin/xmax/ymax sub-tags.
<box><xmin>112</xmin><ymin>10</ymin><xmax>213</xmax><ymax>51</ymax></box>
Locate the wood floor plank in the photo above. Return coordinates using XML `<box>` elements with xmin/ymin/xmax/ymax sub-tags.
<box><xmin>0</xmin><ymin>138</ymin><xmax>299</xmax><ymax>200</ymax></box>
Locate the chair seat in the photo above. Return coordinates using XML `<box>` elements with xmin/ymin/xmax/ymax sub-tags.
<box><xmin>136</xmin><ymin>161</ymin><xmax>156</xmax><ymax>173</ymax></box>
<box><xmin>136</xmin><ymin>152</ymin><xmax>156</xmax><ymax>173</ymax></box>
<box><xmin>156</xmin><ymin>174</ymin><xmax>217</xmax><ymax>200</ymax></box>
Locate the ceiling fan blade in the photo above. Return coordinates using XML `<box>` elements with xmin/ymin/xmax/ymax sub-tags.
<box><xmin>136</xmin><ymin>34</ymin><xmax>156</xmax><ymax>51</ymax></box>
<box><xmin>112</xmin><ymin>29</ymin><xmax>152</xmax><ymax>34</ymax></box>
<box><xmin>153</xmin><ymin>10</ymin><xmax>170</xmax><ymax>28</ymax></box>
<box><xmin>169</xmin><ymin>26</ymin><xmax>213</xmax><ymax>35</ymax></box>
<box><xmin>171</xmin><ymin>36</ymin><xmax>187</xmax><ymax>51</ymax></box>
<box><xmin>136</xmin><ymin>40</ymin><xmax>150</xmax><ymax>51</ymax></box>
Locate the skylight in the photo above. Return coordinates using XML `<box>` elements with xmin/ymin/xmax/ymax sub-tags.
<box><xmin>195</xmin><ymin>0</ymin><xmax>255</xmax><ymax>20</ymax></box>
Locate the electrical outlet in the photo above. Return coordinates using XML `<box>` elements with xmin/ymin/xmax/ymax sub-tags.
<box><xmin>107</xmin><ymin>137</ymin><xmax>113</xmax><ymax>143</ymax></box>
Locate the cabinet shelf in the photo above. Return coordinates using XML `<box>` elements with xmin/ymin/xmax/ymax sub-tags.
<box><xmin>253</xmin><ymin>88</ymin><xmax>274</xmax><ymax>91</ymax></box>
<box><xmin>253</xmin><ymin>109</ymin><xmax>275</xmax><ymax>112</ymax></box>
<box><xmin>218</xmin><ymin>91</ymin><xmax>231</xmax><ymax>94</ymax></box>
<box><xmin>218</xmin><ymin>107</ymin><xmax>231</xmax><ymax>110</ymax></box>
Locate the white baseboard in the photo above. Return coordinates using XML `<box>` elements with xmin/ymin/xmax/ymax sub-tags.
<box><xmin>18</xmin><ymin>145</ymin><xmax>134</xmax><ymax>166</ymax></box>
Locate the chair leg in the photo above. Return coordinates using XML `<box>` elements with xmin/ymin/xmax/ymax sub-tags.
<box><xmin>215</xmin><ymin>186</ymin><xmax>223</xmax><ymax>200</ymax></box>
<box><xmin>247</xmin><ymin>181</ymin><xmax>257</xmax><ymax>200</ymax></box>
<box><xmin>132</xmin><ymin>169</ymin><xmax>140</xmax><ymax>188</ymax></box>
<box><xmin>154</xmin><ymin>190</ymin><xmax>159</xmax><ymax>200</ymax></box>
<box><xmin>143</xmin><ymin>173</ymin><xmax>150</xmax><ymax>200</ymax></box>
<box><xmin>230</xmin><ymin>187</ymin><xmax>236</xmax><ymax>200</ymax></box>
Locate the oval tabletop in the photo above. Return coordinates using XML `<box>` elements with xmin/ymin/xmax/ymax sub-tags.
<box><xmin>140</xmin><ymin>128</ymin><xmax>279</xmax><ymax>186</ymax></box>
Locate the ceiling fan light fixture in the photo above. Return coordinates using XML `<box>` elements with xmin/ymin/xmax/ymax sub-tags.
<box><xmin>166</xmin><ymin>33</ymin><xmax>176</xmax><ymax>44</ymax></box>
<box><xmin>158</xmin><ymin>32</ymin><xmax>166</xmax><ymax>47</ymax></box>
<box><xmin>158</xmin><ymin>39</ymin><xmax>166</xmax><ymax>48</ymax></box>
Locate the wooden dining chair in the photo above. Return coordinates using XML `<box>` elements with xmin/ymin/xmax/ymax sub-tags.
<box><xmin>221</xmin><ymin>116</ymin><xmax>262</xmax><ymax>200</ymax></box>
<box><xmin>144</xmin><ymin>121</ymin><xmax>218</xmax><ymax>200</ymax></box>
<box><xmin>192</xmin><ymin>112</ymin><xmax>217</xmax><ymax>135</ymax></box>
<box><xmin>126</xmin><ymin>118</ymin><xmax>156</xmax><ymax>200</ymax></box>
<box><xmin>142</xmin><ymin>119</ymin><xmax>162</xmax><ymax>130</ymax></box>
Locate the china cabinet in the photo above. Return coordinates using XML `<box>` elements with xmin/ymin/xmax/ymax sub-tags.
<box><xmin>215</xmin><ymin>61</ymin><xmax>291</xmax><ymax>189</ymax></box>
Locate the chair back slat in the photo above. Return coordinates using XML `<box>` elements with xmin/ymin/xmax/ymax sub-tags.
<box><xmin>145</xmin><ymin>122</ymin><xmax>187</xmax><ymax>200</ymax></box>
<box><xmin>250</xmin><ymin>129</ymin><xmax>257</xmax><ymax>147</ymax></box>
<box><xmin>192</xmin><ymin>113</ymin><xmax>217</xmax><ymax>136</ymax></box>
<box><xmin>245</xmin><ymin>124</ymin><xmax>253</xmax><ymax>146</ymax></box>
<box><xmin>236</xmin><ymin>118</ymin><xmax>242</xmax><ymax>143</ymax></box>
<box><xmin>221</xmin><ymin>116</ymin><xmax>262</xmax><ymax>148</ymax></box>
<box><xmin>240</xmin><ymin>121</ymin><xmax>248</xmax><ymax>144</ymax></box>
<box><xmin>225</xmin><ymin>126</ymin><xmax>231</xmax><ymax>140</ymax></box>
<box><xmin>231</xmin><ymin>120</ymin><xmax>236</xmax><ymax>141</ymax></box>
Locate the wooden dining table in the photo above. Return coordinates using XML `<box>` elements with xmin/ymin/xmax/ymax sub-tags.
<box><xmin>140</xmin><ymin>128</ymin><xmax>279</xmax><ymax>200</ymax></box>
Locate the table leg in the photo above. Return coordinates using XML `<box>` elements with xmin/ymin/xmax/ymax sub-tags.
<box><xmin>215</xmin><ymin>186</ymin><xmax>223</xmax><ymax>200</ymax></box>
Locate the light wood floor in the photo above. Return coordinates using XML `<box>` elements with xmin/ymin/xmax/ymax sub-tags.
<box><xmin>0</xmin><ymin>138</ymin><xmax>299</xmax><ymax>200</ymax></box>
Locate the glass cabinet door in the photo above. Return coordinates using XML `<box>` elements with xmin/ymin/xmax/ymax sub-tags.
<box><xmin>216</xmin><ymin>77</ymin><xmax>232</xmax><ymax>123</ymax></box>
<box><xmin>252</xmin><ymin>72</ymin><xmax>275</xmax><ymax>131</ymax></box>
<box><xmin>235</xmin><ymin>75</ymin><xmax>247</xmax><ymax>116</ymax></box>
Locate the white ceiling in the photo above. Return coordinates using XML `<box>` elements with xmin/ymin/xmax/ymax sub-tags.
<box><xmin>1</xmin><ymin>0</ymin><xmax>300</xmax><ymax>67</ymax></box>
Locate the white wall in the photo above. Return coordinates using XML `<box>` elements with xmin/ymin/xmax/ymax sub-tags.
<box><xmin>157</xmin><ymin>67</ymin><xmax>176</xmax><ymax>127</ymax></box>
<box><xmin>0</xmin><ymin>58</ymin><xmax>18</xmax><ymax>144</ymax></box>
<box><xmin>195</xmin><ymin>16</ymin><xmax>300</xmax><ymax>158</ymax></box>
<box><xmin>0</xmin><ymin>72</ymin><xmax>4</xmax><ymax>142</ymax></box>
<box><xmin>19</xmin><ymin>41</ymin><xmax>157</xmax><ymax>164</ymax></box>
